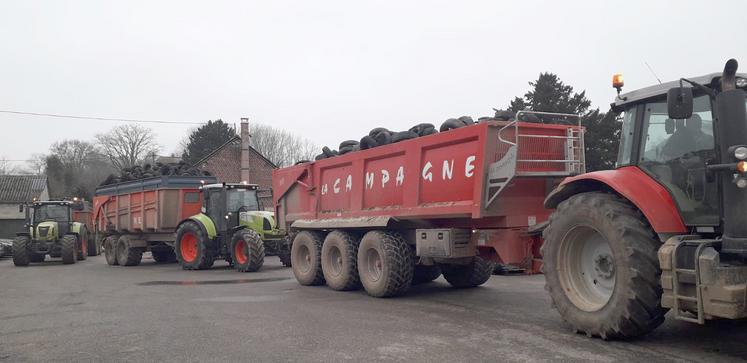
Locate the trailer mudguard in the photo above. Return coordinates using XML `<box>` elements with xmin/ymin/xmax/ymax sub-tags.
<box><xmin>544</xmin><ymin>166</ymin><xmax>687</xmax><ymax>234</ymax></box>
<box><xmin>178</xmin><ymin>213</ymin><xmax>217</xmax><ymax>239</ymax></box>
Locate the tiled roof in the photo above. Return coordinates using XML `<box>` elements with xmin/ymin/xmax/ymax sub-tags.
<box><xmin>0</xmin><ymin>175</ymin><xmax>48</xmax><ymax>203</ymax></box>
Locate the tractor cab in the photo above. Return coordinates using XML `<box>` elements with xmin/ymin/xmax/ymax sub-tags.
<box><xmin>200</xmin><ymin>182</ymin><xmax>262</xmax><ymax>234</ymax></box>
<box><xmin>612</xmin><ymin>70</ymin><xmax>747</xmax><ymax>228</ymax></box>
<box><xmin>22</xmin><ymin>200</ymin><xmax>83</xmax><ymax>237</ymax></box>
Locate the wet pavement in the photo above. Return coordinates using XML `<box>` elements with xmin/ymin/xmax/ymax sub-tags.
<box><xmin>0</xmin><ymin>254</ymin><xmax>745</xmax><ymax>362</ymax></box>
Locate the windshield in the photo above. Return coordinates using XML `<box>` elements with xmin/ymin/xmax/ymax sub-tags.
<box><xmin>33</xmin><ymin>204</ymin><xmax>69</xmax><ymax>222</ymax></box>
<box><xmin>226</xmin><ymin>189</ymin><xmax>259</xmax><ymax>212</ymax></box>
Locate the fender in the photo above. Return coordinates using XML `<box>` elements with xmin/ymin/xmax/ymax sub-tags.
<box><xmin>545</xmin><ymin>166</ymin><xmax>687</xmax><ymax>234</ymax></box>
<box><xmin>177</xmin><ymin>213</ymin><xmax>217</xmax><ymax>239</ymax></box>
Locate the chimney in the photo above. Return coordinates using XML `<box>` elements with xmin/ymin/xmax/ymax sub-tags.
<box><xmin>240</xmin><ymin>117</ymin><xmax>250</xmax><ymax>183</ymax></box>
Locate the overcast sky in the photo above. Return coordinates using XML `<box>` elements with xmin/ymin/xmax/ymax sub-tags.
<box><xmin>1</xmin><ymin>1</ymin><xmax>746</xmax><ymax>168</ymax></box>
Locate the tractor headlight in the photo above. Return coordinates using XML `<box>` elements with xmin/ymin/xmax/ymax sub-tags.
<box><xmin>224</xmin><ymin>215</ymin><xmax>230</xmax><ymax>220</ymax></box>
<box><xmin>736</xmin><ymin>77</ymin><xmax>747</xmax><ymax>88</ymax></box>
<box><xmin>734</xmin><ymin>146</ymin><xmax>747</xmax><ymax>161</ymax></box>
<box><xmin>736</xmin><ymin>177</ymin><xmax>747</xmax><ymax>189</ymax></box>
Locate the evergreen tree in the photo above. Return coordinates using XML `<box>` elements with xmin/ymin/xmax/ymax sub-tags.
<box><xmin>181</xmin><ymin>120</ymin><xmax>236</xmax><ymax>165</ymax></box>
<box><xmin>509</xmin><ymin>73</ymin><xmax>619</xmax><ymax>171</ymax></box>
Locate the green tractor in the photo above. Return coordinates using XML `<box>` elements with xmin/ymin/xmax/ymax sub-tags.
<box><xmin>13</xmin><ymin>200</ymin><xmax>91</xmax><ymax>266</ymax></box>
<box><xmin>173</xmin><ymin>182</ymin><xmax>289</xmax><ymax>271</ymax></box>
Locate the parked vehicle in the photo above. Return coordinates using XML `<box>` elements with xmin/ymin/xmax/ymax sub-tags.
<box><xmin>273</xmin><ymin>114</ymin><xmax>584</xmax><ymax>297</ymax></box>
<box><xmin>12</xmin><ymin>199</ymin><xmax>92</xmax><ymax>266</ymax></box>
<box><xmin>541</xmin><ymin>59</ymin><xmax>747</xmax><ymax>339</ymax></box>
<box><xmin>93</xmin><ymin>176</ymin><xmax>287</xmax><ymax>271</ymax></box>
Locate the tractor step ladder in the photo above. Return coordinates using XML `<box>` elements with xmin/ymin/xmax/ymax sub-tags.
<box><xmin>671</xmin><ymin>239</ymin><xmax>719</xmax><ymax>324</ymax></box>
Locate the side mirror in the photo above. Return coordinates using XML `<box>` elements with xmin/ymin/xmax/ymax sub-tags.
<box><xmin>667</xmin><ymin>87</ymin><xmax>693</xmax><ymax>119</ymax></box>
<box><xmin>18</xmin><ymin>204</ymin><xmax>24</xmax><ymax>213</ymax></box>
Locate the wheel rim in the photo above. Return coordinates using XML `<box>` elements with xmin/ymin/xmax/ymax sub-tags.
<box><xmin>558</xmin><ymin>225</ymin><xmax>616</xmax><ymax>312</ymax></box>
<box><xmin>235</xmin><ymin>240</ymin><xmax>248</xmax><ymax>265</ymax></box>
<box><xmin>296</xmin><ymin>244</ymin><xmax>312</xmax><ymax>273</ymax></box>
<box><xmin>327</xmin><ymin>246</ymin><xmax>343</xmax><ymax>277</ymax></box>
<box><xmin>180</xmin><ymin>232</ymin><xmax>198</xmax><ymax>263</ymax></box>
<box><xmin>364</xmin><ymin>248</ymin><xmax>383</xmax><ymax>282</ymax></box>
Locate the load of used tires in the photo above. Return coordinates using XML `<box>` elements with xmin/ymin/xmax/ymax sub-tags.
<box><xmin>309</xmin><ymin>109</ymin><xmax>521</xmax><ymax>162</ymax></box>
<box><xmin>99</xmin><ymin>162</ymin><xmax>211</xmax><ymax>186</ymax></box>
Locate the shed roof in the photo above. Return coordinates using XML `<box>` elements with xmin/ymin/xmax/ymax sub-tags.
<box><xmin>0</xmin><ymin>175</ymin><xmax>48</xmax><ymax>203</ymax></box>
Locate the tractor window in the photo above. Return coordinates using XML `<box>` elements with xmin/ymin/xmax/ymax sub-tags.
<box><xmin>34</xmin><ymin>205</ymin><xmax>69</xmax><ymax>222</ymax></box>
<box><xmin>226</xmin><ymin>189</ymin><xmax>259</xmax><ymax>212</ymax></box>
<box><xmin>616</xmin><ymin>106</ymin><xmax>637</xmax><ymax>166</ymax></box>
<box><xmin>638</xmin><ymin>95</ymin><xmax>719</xmax><ymax>225</ymax></box>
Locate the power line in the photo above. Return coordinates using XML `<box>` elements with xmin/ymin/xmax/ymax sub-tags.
<box><xmin>0</xmin><ymin>110</ymin><xmax>204</xmax><ymax>125</ymax></box>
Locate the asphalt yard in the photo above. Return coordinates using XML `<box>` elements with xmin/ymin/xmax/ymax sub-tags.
<box><xmin>1</xmin><ymin>254</ymin><xmax>746</xmax><ymax>362</ymax></box>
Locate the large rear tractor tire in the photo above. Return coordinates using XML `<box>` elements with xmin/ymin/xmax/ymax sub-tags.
<box><xmin>441</xmin><ymin>256</ymin><xmax>494</xmax><ymax>288</ymax></box>
<box><xmin>175</xmin><ymin>222</ymin><xmax>214</xmax><ymax>270</ymax></box>
<box><xmin>542</xmin><ymin>192</ymin><xmax>666</xmax><ymax>340</ymax></box>
<box><xmin>357</xmin><ymin>230</ymin><xmax>414</xmax><ymax>298</ymax></box>
<box><xmin>291</xmin><ymin>231</ymin><xmax>325</xmax><ymax>286</ymax></box>
<box><xmin>77</xmin><ymin>227</ymin><xmax>89</xmax><ymax>261</ymax></box>
<box><xmin>151</xmin><ymin>249</ymin><xmax>177</xmax><ymax>263</ymax></box>
<box><xmin>61</xmin><ymin>234</ymin><xmax>78</xmax><ymax>265</ymax></box>
<box><xmin>231</xmin><ymin>229</ymin><xmax>265</xmax><ymax>272</ymax></box>
<box><xmin>412</xmin><ymin>265</ymin><xmax>441</xmax><ymax>285</ymax></box>
<box><xmin>87</xmin><ymin>232</ymin><xmax>101</xmax><ymax>256</ymax></box>
<box><xmin>116</xmin><ymin>235</ymin><xmax>143</xmax><ymax>266</ymax></box>
<box><xmin>12</xmin><ymin>236</ymin><xmax>31</xmax><ymax>266</ymax></box>
<box><xmin>104</xmin><ymin>236</ymin><xmax>119</xmax><ymax>265</ymax></box>
<box><xmin>321</xmin><ymin>230</ymin><xmax>360</xmax><ymax>291</ymax></box>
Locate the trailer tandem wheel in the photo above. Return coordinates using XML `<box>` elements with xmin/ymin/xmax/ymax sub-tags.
<box><xmin>291</xmin><ymin>231</ymin><xmax>326</xmax><ymax>285</ymax></box>
<box><xmin>116</xmin><ymin>235</ymin><xmax>143</xmax><ymax>266</ymax></box>
<box><xmin>357</xmin><ymin>230</ymin><xmax>414</xmax><ymax>298</ymax></box>
<box><xmin>104</xmin><ymin>236</ymin><xmax>119</xmax><ymax>265</ymax></box>
<box><xmin>321</xmin><ymin>230</ymin><xmax>361</xmax><ymax>291</ymax></box>
<box><xmin>440</xmin><ymin>256</ymin><xmax>493</xmax><ymax>288</ymax></box>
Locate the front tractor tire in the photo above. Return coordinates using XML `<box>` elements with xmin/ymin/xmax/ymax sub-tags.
<box><xmin>231</xmin><ymin>229</ymin><xmax>265</xmax><ymax>272</ymax></box>
<box><xmin>175</xmin><ymin>222</ymin><xmax>214</xmax><ymax>270</ymax></box>
<box><xmin>542</xmin><ymin>192</ymin><xmax>666</xmax><ymax>340</ymax></box>
<box><xmin>61</xmin><ymin>234</ymin><xmax>78</xmax><ymax>265</ymax></box>
<box><xmin>291</xmin><ymin>231</ymin><xmax>325</xmax><ymax>286</ymax></box>
<box><xmin>357</xmin><ymin>230</ymin><xmax>414</xmax><ymax>298</ymax></box>
<box><xmin>12</xmin><ymin>235</ymin><xmax>31</xmax><ymax>266</ymax></box>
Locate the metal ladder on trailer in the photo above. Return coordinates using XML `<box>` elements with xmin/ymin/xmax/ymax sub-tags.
<box><xmin>671</xmin><ymin>239</ymin><xmax>720</xmax><ymax>324</ymax></box>
<box><xmin>485</xmin><ymin>111</ymin><xmax>585</xmax><ymax>207</ymax></box>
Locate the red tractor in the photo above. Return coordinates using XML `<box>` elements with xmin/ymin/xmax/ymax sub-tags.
<box><xmin>542</xmin><ymin>59</ymin><xmax>747</xmax><ymax>339</ymax></box>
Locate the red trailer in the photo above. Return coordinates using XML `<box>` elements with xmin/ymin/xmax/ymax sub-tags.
<box><xmin>273</xmin><ymin>112</ymin><xmax>585</xmax><ymax>297</ymax></box>
<box><xmin>93</xmin><ymin>176</ymin><xmax>217</xmax><ymax>266</ymax></box>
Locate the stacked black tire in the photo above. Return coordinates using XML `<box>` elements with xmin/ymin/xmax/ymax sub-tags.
<box><xmin>100</xmin><ymin>162</ymin><xmax>211</xmax><ymax>186</ymax></box>
<box><xmin>290</xmin><ymin>229</ymin><xmax>494</xmax><ymax>298</ymax></box>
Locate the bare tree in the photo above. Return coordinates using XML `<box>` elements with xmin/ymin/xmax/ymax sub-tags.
<box><xmin>95</xmin><ymin>124</ymin><xmax>160</xmax><ymax>171</ymax></box>
<box><xmin>0</xmin><ymin>156</ymin><xmax>18</xmax><ymax>174</ymax></box>
<box><xmin>26</xmin><ymin>153</ymin><xmax>47</xmax><ymax>175</ymax></box>
<box><xmin>249</xmin><ymin>124</ymin><xmax>318</xmax><ymax>167</ymax></box>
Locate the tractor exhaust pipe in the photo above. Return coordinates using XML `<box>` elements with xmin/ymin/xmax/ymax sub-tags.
<box><xmin>717</xmin><ymin>59</ymin><xmax>747</xmax><ymax>255</ymax></box>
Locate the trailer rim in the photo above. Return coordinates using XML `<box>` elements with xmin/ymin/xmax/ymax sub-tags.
<box><xmin>296</xmin><ymin>244</ymin><xmax>312</xmax><ymax>273</ymax></box>
<box><xmin>363</xmin><ymin>248</ymin><xmax>383</xmax><ymax>282</ymax></box>
<box><xmin>558</xmin><ymin>224</ymin><xmax>615</xmax><ymax>312</ymax></box>
<box><xmin>180</xmin><ymin>232</ymin><xmax>199</xmax><ymax>263</ymax></box>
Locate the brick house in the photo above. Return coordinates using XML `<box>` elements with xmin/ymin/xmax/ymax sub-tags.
<box><xmin>0</xmin><ymin>175</ymin><xmax>49</xmax><ymax>238</ymax></box>
<box><xmin>195</xmin><ymin>119</ymin><xmax>276</xmax><ymax>208</ymax></box>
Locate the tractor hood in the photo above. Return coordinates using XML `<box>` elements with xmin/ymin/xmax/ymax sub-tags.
<box><xmin>239</xmin><ymin>210</ymin><xmax>277</xmax><ymax>231</ymax></box>
<box><xmin>35</xmin><ymin>221</ymin><xmax>58</xmax><ymax>241</ymax></box>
